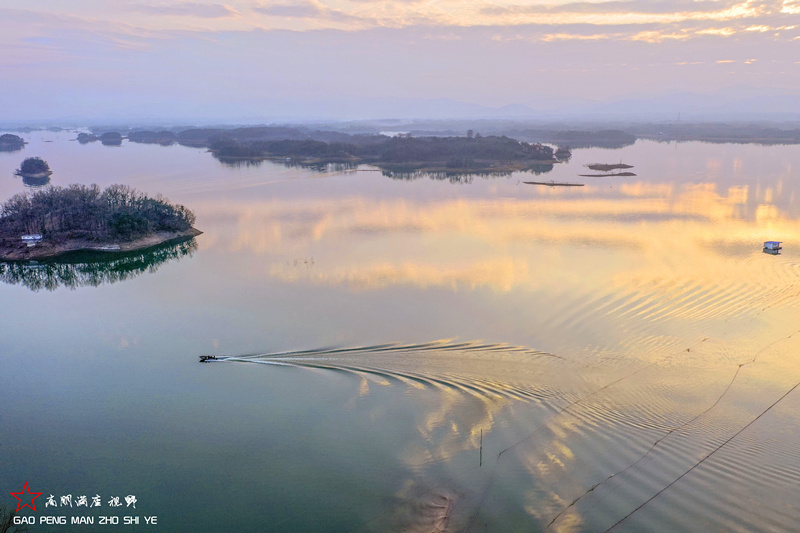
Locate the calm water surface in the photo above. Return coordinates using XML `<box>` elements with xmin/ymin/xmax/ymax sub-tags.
<box><xmin>2</xmin><ymin>133</ymin><xmax>800</xmax><ymax>532</ymax></box>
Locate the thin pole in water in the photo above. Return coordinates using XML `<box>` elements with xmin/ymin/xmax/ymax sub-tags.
<box><xmin>480</xmin><ymin>429</ymin><xmax>483</xmax><ymax>467</ymax></box>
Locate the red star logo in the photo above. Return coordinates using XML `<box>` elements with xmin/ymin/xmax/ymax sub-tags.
<box><xmin>10</xmin><ymin>482</ymin><xmax>42</xmax><ymax>512</ymax></box>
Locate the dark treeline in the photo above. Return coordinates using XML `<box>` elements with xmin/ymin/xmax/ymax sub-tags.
<box><xmin>0</xmin><ymin>237</ymin><xmax>197</xmax><ymax>291</ymax></box>
<box><xmin>77</xmin><ymin>132</ymin><xmax>124</xmax><ymax>145</ymax></box>
<box><xmin>64</xmin><ymin>122</ymin><xmax>800</xmax><ymax>150</ymax></box>
<box><xmin>90</xmin><ymin>125</ymin><xmax>565</xmax><ymax>173</ymax></box>
<box><xmin>121</xmin><ymin>126</ymin><xmax>363</xmax><ymax>147</ymax></box>
<box><xmin>0</xmin><ymin>184</ymin><xmax>195</xmax><ymax>239</ymax></box>
<box><xmin>0</xmin><ymin>133</ymin><xmax>25</xmax><ymax>152</ymax></box>
<box><xmin>76</xmin><ymin>131</ymin><xmax>125</xmax><ymax>145</ymax></box>
<box><xmin>127</xmin><ymin>130</ymin><xmax>178</xmax><ymax>144</ymax></box>
<box><xmin>100</xmin><ymin>132</ymin><xmax>122</xmax><ymax>146</ymax></box>
<box><xmin>77</xmin><ymin>132</ymin><xmax>99</xmax><ymax>143</ymax></box>
<box><xmin>209</xmin><ymin>134</ymin><xmax>556</xmax><ymax>171</ymax></box>
<box><xmin>378</xmin><ymin>135</ymin><xmax>554</xmax><ymax>163</ymax></box>
<box><xmin>630</xmin><ymin>123</ymin><xmax>800</xmax><ymax>144</ymax></box>
<box><xmin>211</xmin><ymin>138</ymin><xmax>364</xmax><ymax>159</ymax></box>
<box><xmin>74</xmin><ymin>122</ymin><xmax>630</xmax><ymax>171</ymax></box>
<box><xmin>171</xmin><ymin>126</ymin><xmax>372</xmax><ymax>145</ymax></box>
<box><xmin>509</xmin><ymin>129</ymin><xmax>636</xmax><ymax>149</ymax></box>
<box><xmin>17</xmin><ymin>157</ymin><xmax>50</xmax><ymax>175</ymax></box>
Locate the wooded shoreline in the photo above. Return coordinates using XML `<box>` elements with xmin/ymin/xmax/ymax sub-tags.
<box><xmin>0</xmin><ymin>184</ymin><xmax>200</xmax><ymax>261</ymax></box>
<box><xmin>0</xmin><ymin>227</ymin><xmax>202</xmax><ymax>261</ymax></box>
<box><xmin>209</xmin><ymin>134</ymin><xmax>567</xmax><ymax>174</ymax></box>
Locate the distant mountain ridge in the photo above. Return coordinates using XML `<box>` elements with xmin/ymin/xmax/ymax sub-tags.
<box><xmin>2</xmin><ymin>86</ymin><xmax>800</xmax><ymax>126</ymax></box>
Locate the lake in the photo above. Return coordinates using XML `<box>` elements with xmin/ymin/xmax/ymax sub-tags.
<box><xmin>2</xmin><ymin>132</ymin><xmax>800</xmax><ymax>532</ymax></box>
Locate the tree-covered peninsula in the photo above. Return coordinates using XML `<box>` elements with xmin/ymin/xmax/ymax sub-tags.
<box><xmin>210</xmin><ymin>134</ymin><xmax>561</xmax><ymax>173</ymax></box>
<box><xmin>0</xmin><ymin>184</ymin><xmax>200</xmax><ymax>260</ymax></box>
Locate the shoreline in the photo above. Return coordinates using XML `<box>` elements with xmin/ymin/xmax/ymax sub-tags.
<box><xmin>0</xmin><ymin>227</ymin><xmax>202</xmax><ymax>261</ymax></box>
<box><xmin>381</xmin><ymin>160</ymin><xmax>556</xmax><ymax>174</ymax></box>
<box><xmin>215</xmin><ymin>153</ymin><xmax>559</xmax><ymax>174</ymax></box>
<box><xmin>15</xmin><ymin>170</ymin><xmax>53</xmax><ymax>178</ymax></box>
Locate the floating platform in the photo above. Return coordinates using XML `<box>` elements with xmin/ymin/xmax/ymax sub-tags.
<box><xmin>586</xmin><ymin>163</ymin><xmax>633</xmax><ymax>171</ymax></box>
<box><xmin>578</xmin><ymin>172</ymin><xmax>637</xmax><ymax>177</ymax></box>
<box><xmin>524</xmin><ymin>181</ymin><xmax>584</xmax><ymax>187</ymax></box>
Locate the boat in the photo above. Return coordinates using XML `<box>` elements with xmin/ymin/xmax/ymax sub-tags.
<box><xmin>94</xmin><ymin>245</ymin><xmax>121</xmax><ymax>251</ymax></box>
<box><xmin>764</xmin><ymin>241</ymin><xmax>782</xmax><ymax>255</ymax></box>
<box><xmin>524</xmin><ymin>181</ymin><xmax>584</xmax><ymax>187</ymax></box>
<box><xmin>199</xmin><ymin>355</ymin><xmax>218</xmax><ymax>363</ymax></box>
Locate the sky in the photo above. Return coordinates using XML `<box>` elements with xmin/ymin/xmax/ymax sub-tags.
<box><xmin>1</xmin><ymin>1</ymin><xmax>799</xmax><ymax>123</ymax></box>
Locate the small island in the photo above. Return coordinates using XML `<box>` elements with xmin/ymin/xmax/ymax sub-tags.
<box><xmin>0</xmin><ymin>183</ymin><xmax>201</xmax><ymax>261</ymax></box>
<box><xmin>100</xmin><ymin>132</ymin><xmax>123</xmax><ymax>146</ymax></box>
<box><xmin>586</xmin><ymin>163</ymin><xmax>633</xmax><ymax>171</ymax></box>
<box><xmin>0</xmin><ymin>133</ymin><xmax>26</xmax><ymax>152</ymax></box>
<box><xmin>15</xmin><ymin>157</ymin><xmax>53</xmax><ymax>178</ymax></box>
<box><xmin>579</xmin><ymin>162</ymin><xmax>637</xmax><ymax>177</ymax></box>
<box><xmin>77</xmin><ymin>132</ymin><xmax>99</xmax><ymax>143</ymax></box>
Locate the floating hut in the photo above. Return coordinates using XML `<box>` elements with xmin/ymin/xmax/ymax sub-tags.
<box><xmin>764</xmin><ymin>241</ymin><xmax>782</xmax><ymax>255</ymax></box>
<box><xmin>21</xmin><ymin>234</ymin><xmax>42</xmax><ymax>247</ymax></box>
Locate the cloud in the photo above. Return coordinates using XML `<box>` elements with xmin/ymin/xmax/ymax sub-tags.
<box><xmin>630</xmin><ymin>30</ymin><xmax>690</xmax><ymax>42</ymax></box>
<box><xmin>2</xmin><ymin>1</ymin><xmax>795</xmax><ymax>35</ymax></box>
<box><xmin>478</xmin><ymin>2</ymin><xmax>763</xmax><ymax>25</ymax></box>
<box><xmin>699</xmin><ymin>27</ymin><xmax>738</xmax><ymax>36</ymax></box>
<box><xmin>480</xmin><ymin>1</ymin><xmax>746</xmax><ymax>17</ymax></box>
<box><xmin>252</xmin><ymin>1</ymin><xmax>368</xmax><ymax>23</ymax></box>
<box><xmin>233</xmin><ymin>0</ymin><xmax>793</xmax><ymax>34</ymax></box>
<box><xmin>782</xmin><ymin>0</ymin><xmax>800</xmax><ymax>14</ymax></box>
<box><xmin>253</xmin><ymin>2</ymin><xmax>321</xmax><ymax>18</ymax></box>
<box><xmin>127</xmin><ymin>2</ymin><xmax>240</xmax><ymax>18</ymax></box>
<box><xmin>2</xmin><ymin>3</ymin><xmax>800</xmax><ymax>120</ymax></box>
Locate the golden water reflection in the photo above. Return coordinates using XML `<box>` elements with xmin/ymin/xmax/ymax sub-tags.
<box><xmin>207</xmin><ymin>175</ymin><xmax>800</xmax><ymax>530</ymax></box>
<box><xmin>195</xmin><ymin>180</ymin><xmax>800</xmax><ymax>344</ymax></box>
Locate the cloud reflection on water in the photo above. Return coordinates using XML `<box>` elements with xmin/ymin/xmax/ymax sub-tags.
<box><xmin>194</xmin><ymin>180</ymin><xmax>800</xmax><ymax>304</ymax></box>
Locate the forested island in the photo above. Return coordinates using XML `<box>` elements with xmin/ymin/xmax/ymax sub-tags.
<box><xmin>100</xmin><ymin>132</ymin><xmax>123</xmax><ymax>146</ymax></box>
<box><xmin>0</xmin><ymin>184</ymin><xmax>200</xmax><ymax>260</ymax></box>
<box><xmin>16</xmin><ymin>156</ymin><xmax>52</xmax><ymax>178</ymax></box>
<box><xmin>77</xmin><ymin>132</ymin><xmax>99</xmax><ymax>143</ymax></box>
<box><xmin>87</xmin><ymin>125</ymin><xmax>566</xmax><ymax>172</ymax></box>
<box><xmin>76</xmin><ymin>131</ymin><xmax>125</xmax><ymax>145</ymax></box>
<box><xmin>0</xmin><ymin>133</ymin><xmax>26</xmax><ymax>152</ymax></box>
<box><xmin>209</xmin><ymin>134</ymin><xmax>563</xmax><ymax>173</ymax></box>
<box><xmin>57</xmin><ymin>121</ymin><xmax>800</xmax><ymax>155</ymax></box>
